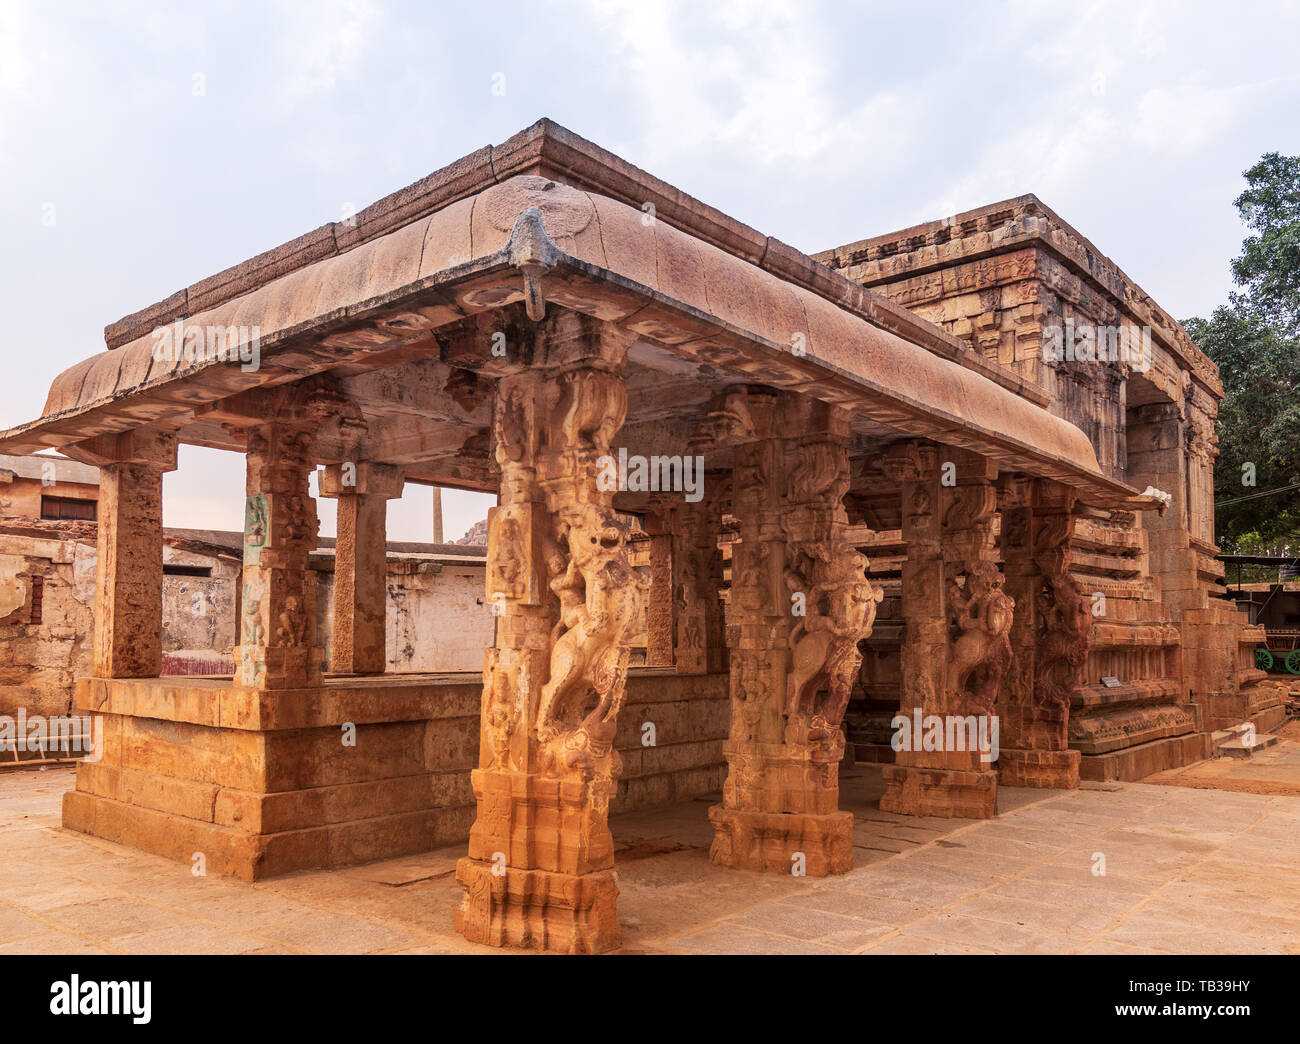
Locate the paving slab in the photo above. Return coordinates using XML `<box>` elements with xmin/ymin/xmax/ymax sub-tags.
<box><xmin>0</xmin><ymin>765</ymin><xmax>1297</xmax><ymax>954</ymax></box>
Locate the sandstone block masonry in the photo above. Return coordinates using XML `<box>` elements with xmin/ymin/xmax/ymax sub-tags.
<box><xmin>0</xmin><ymin>120</ymin><xmax>1274</xmax><ymax>952</ymax></box>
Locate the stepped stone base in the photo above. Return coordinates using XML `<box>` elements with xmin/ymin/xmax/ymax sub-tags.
<box><xmin>1215</xmin><ymin>726</ymin><xmax>1280</xmax><ymax>758</ymax></box>
<box><xmin>708</xmin><ymin>806</ymin><xmax>853</xmax><ymax>876</ymax></box>
<box><xmin>998</xmin><ymin>747</ymin><xmax>1080</xmax><ymax>789</ymax></box>
<box><xmin>62</xmin><ymin>671</ymin><xmax>730</xmax><ymax>882</ymax></box>
<box><xmin>63</xmin><ymin>788</ymin><xmax>455</xmax><ymax>881</ymax></box>
<box><xmin>454</xmin><ymin>859</ymin><xmax>620</xmax><ymax>954</ymax></box>
<box><xmin>879</xmin><ymin>764</ymin><xmax>997</xmax><ymax>818</ymax></box>
<box><xmin>1202</xmin><ymin>685</ymin><xmax>1288</xmax><ymax>734</ymax></box>
<box><xmin>1078</xmin><ymin>731</ymin><xmax>1211</xmax><ymax>782</ymax></box>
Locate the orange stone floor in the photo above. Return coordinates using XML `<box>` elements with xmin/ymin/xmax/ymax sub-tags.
<box><xmin>1</xmin><ymin>763</ymin><xmax>1298</xmax><ymax>955</ymax></box>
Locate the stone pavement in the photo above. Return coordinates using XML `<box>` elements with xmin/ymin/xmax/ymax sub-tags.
<box><xmin>0</xmin><ymin>765</ymin><xmax>1297</xmax><ymax>955</ymax></box>
<box><xmin>1146</xmin><ymin>720</ymin><xmax>1300</xmax><ymax>798</ymax></box>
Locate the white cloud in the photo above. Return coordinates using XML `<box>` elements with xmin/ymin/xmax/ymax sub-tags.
<box><xmin>586</xmin><ymin>0</ymin><xmax>915</xmax><ymax>168</ymax></box>
<box><xmin>0</xmin><ymin>0</ymin><xmax>34</xmax><ymax>145</ymax></box>
<box><xmin>271</xmin><ymin>0</ymin><xmax>380</xmax><ymax>110</ymax></box>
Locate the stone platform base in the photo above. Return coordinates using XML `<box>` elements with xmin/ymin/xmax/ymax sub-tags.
<box><xmin>61</xmin><ymin>671</ymin><xmax>730</xmax><ymax>881</ymax></box>
<box><xmin>707</xmin><ymin>805</ymin><xmax>853</xmax><ymax>875</ymax></box>
<box><xmin>879</xmin><ymin>764</ymin><xmax>997</xmax><ymax>818</ymax></box>
<box><xmin>454</xmin><ymin>857</ymin><xmax>620</xmax><ymax>954</ymax></box>
<box><xmin>1202</xmin><ymin>685</ymin><xmax>1288</xmax><ymax>735</ymax></box>
<box><xmin>1253</xmin><ymin>701</ymin><xmax>1289</xmax><ymax>733</ymax></box>
<box><xmin>1078</xmin><ymin>731</ymin><xmax>1212</xmax><ymax>782</ymax></box>
<box><xmin>997</xmin><ymin>748</ymin><xmax>1079</xmax><ymax>789</ymax></box>
<box><xmin>62</xmin><ymin>786</ymin><xmax>461</xmax><ymax>881</ymax></box>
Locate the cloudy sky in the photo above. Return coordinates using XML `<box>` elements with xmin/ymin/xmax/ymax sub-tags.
<box><xmin>2</xmin><ymin>0</ymin><xmax>1297</xmax><ymax>540</ymax></box>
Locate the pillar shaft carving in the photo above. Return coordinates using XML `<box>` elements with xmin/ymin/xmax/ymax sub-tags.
<box><xmin>643</xmin><ymin>525</ymin><xmax>674</xmax><ymax>667</ymax></box>
<box><xmin>1033</xmin><ymin>505</ymin><xmax>1091</xmax><ymax>717</ymax></box>
<box><xmin>457</xmin><ymin>312</ymin><xmax>640</xmax><ymax>954</ymax></box>
<box><xmin>227</xmin><ymin>381</ymin><xmax>354</xmax><ymax>690</ymax></box>
<box><xmin>234</xmin><ymin>421</ymin><xmax>321</xmax><ymax>690</ymax></box>
<box><xmin>321</xmin><ymin>462</ymin><xmax>404</xmax><ymax>675</ymax></box>
<box><xmin>995</xmin><ymin>480</ymin><xmax>1087</xmax><ymax>788</ymax></box>
<box><xmin>672</xmin><ymin>493</ymin><xmax>727</xmax><ymax>676</ymax></box>
<box><xmin>880</xmin><ymin>444</ymin><xmax>1009</xmax><ymax>818</ymax></box>
<box><xmin>944</xmin><ymin>481</ymin><xmax>1015</xmax><ymax>720</ymax></box>
<box><xmin>706</xmin><ymin>389</ymin><xmax>878</xmax><ymax>876</ymax></box>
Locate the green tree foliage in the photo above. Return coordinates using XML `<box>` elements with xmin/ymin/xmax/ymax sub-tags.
<box><xmin>1184</xmin><ymin>153</ymin><xmax>1300</xmax><ymax>555</ymax></box>
<box><xmin>1231</xmin><ymin>153</ymin><xmax>1300</xmax><ymax>337</ymax></box>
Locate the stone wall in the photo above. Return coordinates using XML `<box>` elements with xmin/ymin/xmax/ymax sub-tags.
<box><xmin>0</xmin><ymin>520</ymin><xmax>96</xmax><ymax>719</ymax></box>
<box><xmin>161</xmin><ymin>546</ymin><xmax>240</xmax><ymax>664</ymax></box>
<box><xmin>65</xmin><ymin>670</ymin><xmax>729</xmax><ymax>878</ymax></box>
<box><xmin>313</xmin><ymin>557</ymin><xmax>494</xmax><ymax>674</ymax></box>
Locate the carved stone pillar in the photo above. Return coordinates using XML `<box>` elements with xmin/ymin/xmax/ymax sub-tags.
<box><xmin>233</xmin><ymin>419</ymin><xmax>323</xmax><ymax>690</ymax></box>
<box><xmin>85</xmin><ymin>431</ymin><xmax>178</xmax><ymax>678</ymax></box>
<box><xmin>707</xmin><ymin>389</ymin><xmax>878</xmax><ymax>876</ymax></box>
<box><xmin>996</xmin><ymin>479</ymin><xmax>1086</xmax><ymax>788</ymax></box>
<box><xmin>880</xmin><ymin>445</ymin><xmax>1009</xmax><ymax>819</ymax></box>
<box><xmin>644</xmin><ymin>525</ymin><xmax>675</xmax><ymax>667</ymax></box>
<box><xmin>455</xmin><ymin>312</ymin><xmax>640</xmax><ymax>954</ymax></box>
<box><xmin>320</xmin><ymin>462</ymin><xmax>405</xmax><ymax>675</ymax></box>
<box><xmin>672</xmin><ymin>495</ymin><xmax>727</xmax><ymax>676</ymax></box>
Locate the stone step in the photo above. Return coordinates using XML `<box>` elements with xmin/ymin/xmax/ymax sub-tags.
<box><xmin>1215</xmin><ymin>729</ymin><xmax>1280</xmax><ymax>759</ymax></box>
<box><xmin>852</xmin><ymin>742</ymin><xmax>896</xmax><ymax>765</ymax></box>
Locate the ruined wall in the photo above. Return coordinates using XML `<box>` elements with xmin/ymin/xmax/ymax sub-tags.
<box><xmin>0</xmin><ymin>476</ymin><xmax>100</xmax><ymax>520</ymax></box>
<box><xmin>813</xmin><ymin>197</ymin><xmax>1217</xmax><ymax>505</ymax></box>
<box><xmin>0</xmin><ymin>522</ymin><xmax>96</xmax><ymax>718</ymax></box>
<box><xmin>161</xmin><ymin>546</ymin><xmax>240</xmax><ymax>662</ymax></box>
<box><xmin>315</xmin><ymin>558</ymin><xmax>495</xmax><ymax>674</ymax></box>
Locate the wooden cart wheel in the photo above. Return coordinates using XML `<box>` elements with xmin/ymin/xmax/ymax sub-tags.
<box><xmin>1256</xmin><ymin>647</ymin><xmax>1274</xmax><ymax>671</ymax></box>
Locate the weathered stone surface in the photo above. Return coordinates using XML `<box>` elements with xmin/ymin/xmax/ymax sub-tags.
<box><xmin>0</xmin><ymin>122</ymin><xmax>1264</xmax><ymax>957</ymax></box>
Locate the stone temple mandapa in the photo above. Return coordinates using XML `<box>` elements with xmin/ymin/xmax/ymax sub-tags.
<box><xmin>0</xmin><ymin>119</ymin><xmax>1279</xmax><ymax>953</ymax></box>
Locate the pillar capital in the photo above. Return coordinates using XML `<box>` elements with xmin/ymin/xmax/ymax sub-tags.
<box><xmin>66</xmin><ymin>428</ymin><xmax>179</xmax><ymax>472</ymax></box>
<box><xmin>319</xmin><ymin>461</ymin><xmax>405</xmax><ymax>499</ymax></box>
<box><xmin>442</xmin><ymin>308</ymin><xmax>638</xmax><ymax>380</ymax></box>
<box><xmin>878</xmin><ymin>439</ymin><xmax>941</xmax><ymax>484</ymax></box>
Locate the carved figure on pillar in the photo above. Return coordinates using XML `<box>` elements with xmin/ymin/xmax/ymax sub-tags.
<box><xmin>704</xmin><ymin>389</ymin><xmax>878</xmax><ymax>876</ymax></box>
<box><xmin>993</xmin><ymin>479</ymin><xmax>1086</xmax><ymax>789</ymax></box>
<box><xmin>880</xmin><ymin>444</ymin><xmax>1007</xmax><ymax>818</ymax></box>
<box><xmin>1034</xmin><ymin>512</ymin><xmax>1092</xmax><ymax>714</ymax></box>
<box><xmin>456</xmin><ymin>311</ymin><xmax>640</xmax><ymax>955</ymax></box>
